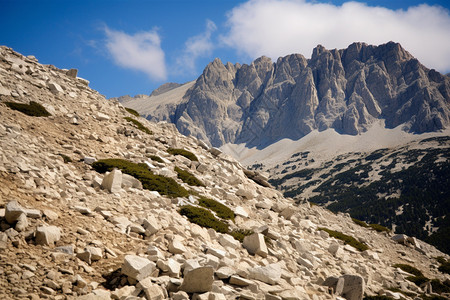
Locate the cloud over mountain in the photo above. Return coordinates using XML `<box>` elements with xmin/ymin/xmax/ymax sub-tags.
<box><xmin>222</xmin><ymin>0</ymin><xmax>450</xmax><ymax>73</ymax></box>
<box><xmin>104</xmin><ymin>26</ymin><xmax>167</xmax><ymax>81</ymax></box>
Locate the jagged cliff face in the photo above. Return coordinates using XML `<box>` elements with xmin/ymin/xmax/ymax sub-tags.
<box><xmin>147</xmin><ymin>42</ymin><xmax>450</xmax><ymax>148</ymax></box>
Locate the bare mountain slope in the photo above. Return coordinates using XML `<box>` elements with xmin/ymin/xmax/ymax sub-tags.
<box><xmin>1</xmin><ymin>46</ymin><xmax>450</xmax><ymax>299</ymax></box>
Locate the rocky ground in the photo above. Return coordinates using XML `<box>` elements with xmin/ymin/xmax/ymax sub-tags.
<box><xmin>0</xmin><ymin>46</ymin><xmax>449</xmax><ymax>300</ymax></box>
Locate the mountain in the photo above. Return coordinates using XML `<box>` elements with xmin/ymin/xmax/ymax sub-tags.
<box><xmin>122</xmin><ymin>41</ymin><xmax>450</xmax><ymax>148</ymax></box>
<box><xmin>1</xmin><ymin>46</ymin><xmax>450</xmax><ymax>299</ymax></box>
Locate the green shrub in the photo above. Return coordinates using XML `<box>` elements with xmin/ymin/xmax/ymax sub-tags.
<box><xmin>91</xmin><ymin>159</ymin><xmax>188</xmax><ymax>198</ymax></box>
<box><xmin>124</xmin><ymin>117</ymin><xmax>152</xmax><ymax>134</ymax></box>
<box><xmin>352</xmin><ymin>218</ymin><xmax>369</xmax><ymax>228</ymax></box>
<box><xmin>393</xmin><ymin>264</ymin><xmax>423</xmax><ymax>277</ymax></box>
<box><xmin>406</xmin><ymin>275</ymin><xmax>429</xmax><ymax>286</ymax></box>
<box><xmin>167</xmin><ymin>148</ymin><xmax>198</xmax><ymax>162</ymax></box>
<box><xmin>59</xmin><ymin>154</ymin><xmax>72</xmax><ymax>163</ymax></box>
<box><xmin>230</xmin><ymin>229</ymin><xmax>254</xmax><ymax>242</ymax></box>
<box><xmin>125</xmin><ymin>107</ymin><xmax>140</xmax><ymax>117</ymax></box>
<box><xmin>175</xmin><ymin>166</ymin><xmax>205</xmax><ymax>187</ymax></box>
<box><xmin>5</xmin><ymin>101</ymin><xmax>50</xmax><ymax>117</ymax></box>
<box><xmin>436</xmin><ymin>257</ymin><xmax>450</xmax><ymax>275</ymax></box>
<box><xmin>319</xmin><ymin>228</ymin><xmax>369</xmax><ymax>251</ymax></box>
<box><xmin>179</xmin><ymin>205</ymin><xmax>229</xmax><ymax>233</ymax></box>
<box><xmin>431</xmin><ymin>279</ymin><xmax>450</xmax><ymax>294</ymax></box>
<box><xmin>149</xmin><ymin>155</ymin><xmax>164</xmax><ymax>164</ymax></box>
<box><xmin>198</xmin><ymin>196</ymin><xmax>234</xmax><ymax>221</ymax></box>
<box><xmin>369</xmin><ymin>223</ymin><xmax>390</xmax><ymax>232</ymax></box>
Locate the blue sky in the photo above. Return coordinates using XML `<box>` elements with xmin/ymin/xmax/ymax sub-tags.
<box><xmin>1</xmin><ymin>0</ymin><xmax>450</xmax><ymax>98</ymax></box>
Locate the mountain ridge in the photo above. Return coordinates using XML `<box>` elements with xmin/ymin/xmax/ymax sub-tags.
<box><xmin>121</xmin><ymin>41</ymin><xmax>450</xmax><ymax>148</ymax></box>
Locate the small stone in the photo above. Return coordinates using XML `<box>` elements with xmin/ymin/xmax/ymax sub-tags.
<box><xmin>66</xmin><ymin>69</ymin><xmax>78</xmax><ymax>78</ymax></box>
<box><xmin>243</xmin><ymin>233</ymin><xmax>268</xmax><ymax>257</ymax></box>
<box><xmin>35</xmin><ymin>225</ymin><xmax>61</xmax><ymax>246</ymax></box>
<box><xmin>180</xmin><ymin>266</ymin><xmax>214</xmax><ymax>293</ymax></box>
<box><xmin>169</xmin><ymin>236</ymin><xmax>187</xmax><ymax>254</ymax></box>
<box><xmin>122</xmin><ymin>255</ymin><xmax>156</xmax><ymax>281</ymax></box>
<box><xmin>5</xmin><ymin>200</ymin><xmax>25</xmax><ymax>224</ymax></box>
<box><xmin>101</xmin><ymin>169</ymin><xmax>122</xmax><ymax>193</ymax></box>
<box><xmin>229</xmin><ymin>275</ymin><xmax>253</xmax><ymax>287</ymax></box>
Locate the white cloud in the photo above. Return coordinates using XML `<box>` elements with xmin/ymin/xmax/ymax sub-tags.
<box><xmin>177</xmin><ymin>20</ymin><xmax>217</xmax><ymax>73</ymax></box>
<box><xmin>222</xmin><ymin>0</ymin><xmax>450</xmax><ymax>72</ymax></box>
<box><xmin>104</xmin><ymin>26</ymin><xmax>167</xmax><ymax>81</ymax></box>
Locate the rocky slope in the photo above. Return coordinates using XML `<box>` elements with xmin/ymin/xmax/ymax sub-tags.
<box><xmin>121</xmin><ymin>41</ymin><xmax>450</xmax><ymax>148</ymax></box>
<box><xmin>1</xmin><ymin>45</ymin><xmax>450</xmax><ymax>300</ymax></box>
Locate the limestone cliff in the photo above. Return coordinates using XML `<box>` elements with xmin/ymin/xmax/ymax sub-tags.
<box><xmin>126</xmin><ymin>42</ymin><xmax>450</xmax><ymax>148</ymax></box>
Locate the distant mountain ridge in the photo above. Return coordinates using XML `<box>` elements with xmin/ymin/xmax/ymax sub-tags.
<box><xmin>121</xmin><ymin>41</ymin><xmax>450</xmax><ymax>148</ymax></box>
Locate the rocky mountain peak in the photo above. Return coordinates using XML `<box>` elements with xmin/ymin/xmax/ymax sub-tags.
<box><xmin>137</xmin><ymin>41</ymin><xmax>449</xmax><ymax>148</ymax></box>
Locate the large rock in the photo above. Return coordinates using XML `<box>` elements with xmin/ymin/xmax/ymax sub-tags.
<box><xmin>243</xmin><ymin>233</ymin><xmax>268</xmax><ymax>257</ymax></box>
<box><xmin>35</xmin><ymin>226</ymin><xmax>61</xmax><ymax>246</ymax></box>
<box><xmin>248</xmin><ymin>263</ymin><xmax>281</xmax><ymax>285</ymax></box>
<box><xmin>122</xmin><ymin>255</ymin><xmax>156</xmax><ymax>281</ymax></box>
<box><xmin>5</xmin><ymin>200</ymin><xmax>25</xmax><ymax>224</ymax></box>
<box><xmin>340</xmin><ymin>275</ymin><xmax>365</xmax><ymax>300</ymax></box>
<box><xmin>101</xmin><ymin>169</ymin><xmax>122</xmax><ymax>193</ymax></box>
<box><xmin>179</xmin><ymin>266</ymin><xmax>214</xmax><ymax>293</ymax></box>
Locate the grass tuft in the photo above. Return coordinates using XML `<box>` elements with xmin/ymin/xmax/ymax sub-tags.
<box><xmin>174</xmin><ymin>166</ymin><xmax>205</xmax><ymax>187</ymax></box>
<box><xmin>167</xmin><ymin>148</ymin><xmax>198</xmax><ymax>162</ymax></box>
<box><xmin>230</xmin><ymin>229</ymin><xmax>254</xmax><ymax>242</ymax></box>
<box><xmin>198</xmin><ymin>196</ymin><xmax>234</xmax><ymax>221</ymax></box>
<box><xmin>179</xmin><ymin>205</ymin><xmax>229</xmax><ymax>233</ymax></box>
<box><xmin>91</xmin><ymin>158</ymin><xmax>188</xmax><ymax>198</ymax></box>
<box><xmin>149</xmin><ymin>155</ymin><xmax>164</xmax><ymax>164</ymax></box>
<box><xmin>124</xmin><ymin>117</ymin><xmax>152</xmax><ymax>134</ymax></box>
<box><xmin>5</xmin><ymin>101</ymin><xmax>50</xmax><ymax>117</ymax></box>
<box><xmin>125</xmin><ymin>107</ymin><xmax>140</xmax><ymax>117</ymax></box>
<box><xmin>319</xmin><ymin>227</ymin><xmax>369</xmax><ymax>251</ymax></box>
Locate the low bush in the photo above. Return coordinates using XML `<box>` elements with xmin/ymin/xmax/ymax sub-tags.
<box><xmin>124</xmin><ymin>117</ymin><xmax>152</xmax><ymax>134</ymax></box>
<box><xmin>393</xmin><ymin>264</ymin><xmax>423</xmax><ymax>277</ymax></box>
<box><xmin>431</xmin><ymin>279</ymin><xmax>450</xmax><ymax>294</ymax></box>
<box><xmin>59</xmin><ymin>154</ymin><xmax>72</xmax><ymax>163</ymax></box>
<box><xmin>5</xmin><ymin>101</ymin><xmax>50</xmax><ymax>117</ymax></box>
<box><xmin>179</xmin><ymin>205</ymin><xmax>229</xmax><ymax>233</ymax></box>
<box><xmin>125</xmin><ymin>107</ymin><xmax>140</xmax><ymax>117</ymax></box>
<box><xmin>230</xmin><ymin>229</ymin><xmax>254</xmax><ymax>242</ymax></box>
<box><xmin>369</xmin><ymin>223</ymin><xmax>390</xmax><ymax>232</ymax></box>
<box><xmin>92</xmin><ymin>158</ymin><xmax>188</xmax><ymax>198</ymax></box>
<box><xmin>167</xmin><ymin>148</ymin><xmax>198</xmax><ymax>162</ymax></box>
<box><xmin>406</xmin><ymin>275</ymin><xmax>429</xmax><ymax>286</ymax></box>
<box><xmin>436</xmin><ymin>257</ymin><xmax>450</xmax><ymax>275</ymax></box>
<box><xmin>149</xmin><ymin>155</ymin><xmax>164</xmax><ymax>164</ymax></box>
<box><xmin>175</xmin><ymin>166</ymin><xmax>205</xmax><ymax>187</ymax></box>
<box><xmin>319</xmin><ymin>228</ymin><xmax>369</xmax><ymax>251</ymax></box>
<box><xmin>352</xmin><ymin>218</ymin><xmax>369</xmax><ymax>228</ymax></box>
<box><xmin>198</xmin><ymin>196</ymin><xmax>234</xmax><ymax>221</ymax></box>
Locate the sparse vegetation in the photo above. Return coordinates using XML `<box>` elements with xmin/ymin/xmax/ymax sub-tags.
<box><xmin>58</xmin><ymin>153</ymin><xmax>72</xmax><ymax>163</ymax></box>
<box><xmin>198</xmin><ymin>196</ymin><xmax>234</xmax><ymax>221</ymax></box>
<box><xmin>167</xmin><ymin>148</ymin><xmax>198</xmax><ymax>162</ymax></box>
<box><xmin>179</xmin><ymin>205</ymin><xmax>229</xmax><ymax>233</ymax></box>
<box><xmin>353</xmin><ymin>218</ymin><xmax>369</xmax><ymax>228</ymax></box>
<box><xmin>149</xmin><ymin>155</ymin><xmax>164</xmax><ymax>164</ymax></box>
<box><xmin>436</xmin><ymin>257</ymin><xmax>450</xmax><ymax>275</ymax></box>
<box><xmin>5</xmin><ymin>101</ymin><xmax>50</xmax><ymax>117</ymax></box>
<box><xmin>319</xmin><ymin>228</ymin><xmax>369</xmax><ymax>251</ymax></box>
<box><xmin>393</xmin><ymin>264</ymin><xmax>423</xmax><ymax>277</ymax></box>
<box><xmin>174</xmin><ymin>166</ymin><xmax>205</xmax><ymax>187</ymax></box>
<box><xmin>125</xmin><ymin>107</ymin><xmax>140</xmax><ymax>117</ymax></box>
<box><xmin>124</xmin><ymin>117</ymin><xmax>152</xmax><ymax>134</ymax></box>
<box><xmin>91</xmin><ymin>158</ymin><xmax>189</xmax><ymax>198</ymax></box>
<box><xmin>369</xmin><ymin>223</ymin><xmax>390</xmax><ymax>233</ymax></box>
<box><xmin>230</xmin><ymin>229</ymin><xmax>254</xmax><ymax>242</ymax></box>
